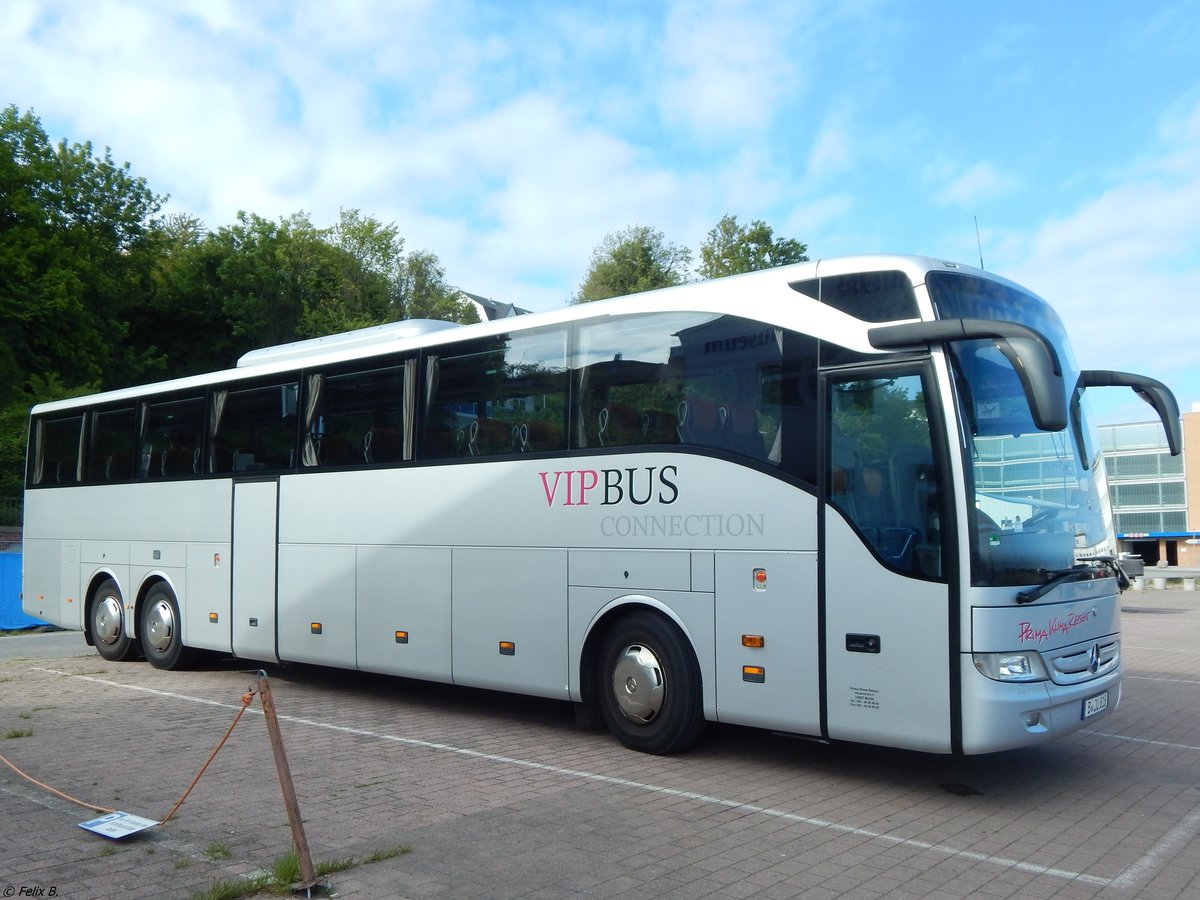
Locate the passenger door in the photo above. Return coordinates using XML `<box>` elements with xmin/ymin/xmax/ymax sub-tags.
<box><xmin>821</xmin><ymin>367</ymin><xmax>954</xmax><ymax>752</ymax></box>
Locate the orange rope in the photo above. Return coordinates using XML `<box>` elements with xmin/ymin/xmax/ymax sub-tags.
<box><xmin>0</xmin><ymin>686</ymin><xmax>257</xmax><ymax>827</ymax></box>
<box><xmin>0</xmin><ymin>751</ymin><xmax>117</xmax><ymax>814</ymax></box>
<box><xmin>160</xmin><ymin>687</ymin><xmax>256</xmax><ymax>825</ymax></box>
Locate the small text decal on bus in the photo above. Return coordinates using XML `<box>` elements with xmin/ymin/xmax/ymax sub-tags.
<box><xmin>1017</xmin><ymin>609</ymin><xmax>1094</xmax><ymax>644</ymax></box>
<box><xmin>539</xmin><ymin>466</ymin><xmax>679</xmax><ymax>508</ymax></box>
<box><xmin>703</xmin><ymin>329</ymin><xmax>774</xmax><ymax>354</ymax></box>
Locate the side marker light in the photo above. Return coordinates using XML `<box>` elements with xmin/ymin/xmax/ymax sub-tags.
<box><xmin>742</xmin><ymin>665</ymin><xmax>766</xmax><ymax>683</ymax></box>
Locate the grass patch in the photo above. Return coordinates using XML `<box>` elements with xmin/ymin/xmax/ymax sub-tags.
<box><xmin>4</xmin><ymin>727</ymin><xmax>33</xmax><ymax>739</ymax></box>
<box><xmin>203</xmin><ymin>841</ymin><xmax>233</xmax><ymax>860</ymax></box>
<box><xmin>364</xmin><ymin>845</ymin><xmax>410</xmax><ymax>864</ymax></box>
<box><xmin>191</xmin><ymin>877</ymin><xmax>263</xmax><ymax>900</ymax></box>
<box><xmin>190</xmin><ymin>844</ymin><xmax>412</xmax><ymax>900</ymax></box>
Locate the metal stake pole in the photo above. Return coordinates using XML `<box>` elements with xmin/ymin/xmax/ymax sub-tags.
<box><xmin>257</xmin><ymin>670</ymin><xmax>319</xmax><ymax>890</ymax></box>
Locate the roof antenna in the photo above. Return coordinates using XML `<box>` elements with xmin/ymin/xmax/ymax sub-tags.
<box><xmin>974</xmin><ymin>216</ymin><xmax>985</xmax><ymax>270</ymax></box>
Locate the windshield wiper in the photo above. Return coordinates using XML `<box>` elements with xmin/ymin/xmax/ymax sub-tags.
<box><xmin>1015</xmin><ymin>559</ymin><xmax>1124</xmax><ymax>605</ymax></box>
<box><xmin>1016</xmin><ymin>566</ymin><xmax>1093</xmax><ymax>604</ymax></box>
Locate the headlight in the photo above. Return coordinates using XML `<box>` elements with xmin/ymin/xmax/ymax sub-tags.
<box><xmin>973</xmin><ymin>651</ymin><xmax>1048</xmax><ymax>682</ymax></box>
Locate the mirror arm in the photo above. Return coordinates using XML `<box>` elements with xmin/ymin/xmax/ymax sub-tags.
<box><xmin>1079</xmin><ymin>370</ymin><xmax>1182</xmax><ymax>456</ymax></box>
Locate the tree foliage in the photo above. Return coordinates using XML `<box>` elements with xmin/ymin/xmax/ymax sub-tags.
<box><xmin>573</xmin><ymin>225</ymin><xmax>693</xmax><ymax>303</ymax></box>
<box><xmin>0</xmin><ymin>104</ymin><xmax>164</xmax><ymax>397</ymax></box>
<box><xmin>697</xmin><ymin>214</ymin><xmax>808</xmax><ymax>279</ymax></box>
<box><xmin>572</xmin><ymin>216</ymin><xmax>809</xmax><ymax>304</ymax></box>
<box><xmin>399</xmin><ymin>249</ymin><xmax>479</xmax><ymax>323</ymax></box>
<box><xmin>0</xmin><ymin>108</ymin><xmax>481</xmax><ymax>499</ymax></box>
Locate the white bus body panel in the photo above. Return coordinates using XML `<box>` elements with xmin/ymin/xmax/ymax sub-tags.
<box><xmin>278</xmin><ymin>543</ymin><xmax>356</xmax><ymax>666</ymax></box>
<box><xmin>21</xmin><ymin>538</ymin><xmax>83</xmax><ymax>629</ymax></box>
<box><xmin>451</xmin><ymin>547</ymin><xmax>569</xmax><ymax>698</ymax></box>
<box><xmin>20</xmin><ymin>539</ymin><xmax>59</xmax><ymax>625</ymax></box>
<box><xmin>356</xmin><ymin>545</ymin><xmax>452</xmax><ymax>682</ymax></box>
<box><xmin>714</xmin><ymin>550</ymin><xmax>820</xmax><ymax>733</ymax></box>
<box><xmin>23</xmin><ymin>481</ymin><xmax>233</xmax><ymax>635</ymax></box>
<box><xmin>823</xmin><ymin>512</ymin><xmax>952</xmax><ymax>752</ymax></box>
<box><xmin>186</xmin><ymin>543</ymin><xmax>232</xmax><ymax>652</ymax></box>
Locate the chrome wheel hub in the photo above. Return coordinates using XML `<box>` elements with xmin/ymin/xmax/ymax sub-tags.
<box><xmin>611</xmin><ymin>643</ymin><xmax>665</xmax><ymax>724</ymax></box>
<box><xmin>144</xmin><ymin>599</ymin><xmax>176</xmax><ymax>653</ymax></box>
<box><xmin>93</xmin><ymin>596</ymin><xmax>122</xmax><ymax>645</ymax></box>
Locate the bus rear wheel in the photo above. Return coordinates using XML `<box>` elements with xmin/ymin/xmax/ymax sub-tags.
<box><xmin>140</xmin><ymin>584</ymin><xmax>195</xmax><ymax>670</ymax></box>
<box><xmin>597</xmin><ymin>611</ymin><xmax>705</xmax><ymax>755</ymax></box>
<box><xmin>89</xmin><ymin>579</ymin><xmax>138</xmax><ymax>662</ymax></box>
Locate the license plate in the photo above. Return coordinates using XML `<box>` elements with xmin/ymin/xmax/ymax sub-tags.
<box><xmin>1082</xmin><ymin>691</ymin><xmax>1109</xmax><ymax>719</ymax></box>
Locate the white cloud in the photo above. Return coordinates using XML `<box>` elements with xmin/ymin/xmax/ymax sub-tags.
<box><xmin>1004</xmin><ymin>98</ymin><xmax>1200</xmax><ymax>412</ymax></box>
<box><xmin>6</xmin><ymin>0</ymin><xmax>1197</xmax><ymax>400</ymax></box>
<box><xmin>658</xmin><ymin>0</ymin><xmax>806</xmax><ymax>138</ymax></box>
<box><xmin>806</xmin><ymin>110</ymin><xmax>856</xmax><ymax>180</ymax></box>
<box><xmin>934</xmin><ymin>161</ymin><xmax>1019</xmax><ymax>208</ymax></box>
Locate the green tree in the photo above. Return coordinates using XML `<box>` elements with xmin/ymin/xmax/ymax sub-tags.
<box><xmin>697</xmin><ymin>214</ymin><xmax>808</xmax><ymax>280</ymax></box>
<box><xmin>0</xmin><ymin>104</ymin><xmax>164</xmax><ymax>396</ymax></box>
<box><xmin>398</xmin><ymin>250</ymin><xmax>479</xmax><ymax>323</ymax></box>
<box><xmin>128</xmin><ymin>214</ymin><xmax>237</xmax><ymax>381</ymax></box>
<box><xmin>572</xmin><ymin>225</ymin><xmax>693</xmax><ymax>303</ymax></box>
<box><xmin>297</xmin><ymin>209</ymin><xmax>398</xmax><ymax>338</ymax></box>
<box><xmin>0</xmin><ymin>105</ymin><xmax>164</xmax><ymax>498</ymax></box>
<box><xmin>216</xmin><ymin>210</ymin><xmax>333</xmax><ymax>348</ymax></box>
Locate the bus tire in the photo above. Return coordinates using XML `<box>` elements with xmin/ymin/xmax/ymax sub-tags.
<box><xmin>597</xmin><ymin>611</ymin><xmax>705</xmax><ymax>754</ymax></box>
<box><xmin>140</xmin><ymin>583</ymin><xmax>195</xmax><ymax>670</ymax></box>
<box><xmin>89</xmin><ymin>579</ymin><xmax>138</xmax><ymax>662</ymax></box>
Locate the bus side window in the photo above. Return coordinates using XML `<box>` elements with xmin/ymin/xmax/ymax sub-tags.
<box><xmin>305</xmin><ymin>363</ymin><xmax>407</xmax><ymax>468</ymax></box>
<box><xmin>30</xmin><ymin>415</ymin><xmax>84</xmax><ymax>486</ymax></box>
<box><xmin>574</xmin><ymin>314</ymin><xmax>684</xmax><ymax>450</ymax></box>
<box><xmin>209</xmin><ymin>382</ymin><xmax>300</xmax><ymax>474</ymax></box>
<box><xmin>573</xmin><ymin>312</ymin><xmax>790</xmax><ymax>466</ymax></box>
<box><xmin>86</xmin><ymin>406</ymin><xmax>135</xmax><ymax>482</ymax></box>
<box><xmin>139</xmin><ymin>396</ymin><xmax>206</xmax><ymax>479</ymax></box>
<box><xmin>423</xmin><ymin>328</ymin><xmax>568</xmax><ymax>460</ymax></box>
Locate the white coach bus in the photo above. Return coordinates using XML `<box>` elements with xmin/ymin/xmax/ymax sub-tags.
<box><xmin>22</xmin><ymin>255</ymin><xmax>1181</xmax><ymax>755</ymax></box>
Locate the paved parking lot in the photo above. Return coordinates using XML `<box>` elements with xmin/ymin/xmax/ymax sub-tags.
<box><xmin>2</xmin><ymin>590</ymin><xmax>1199</xmax><ymax>900</ymax></box>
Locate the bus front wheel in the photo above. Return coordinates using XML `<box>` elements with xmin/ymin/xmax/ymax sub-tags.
<box><xmin>597</xmin><ymin>611</ymin><xmax>705</xmax><ymax>754</ymax></box>
<box><xmin>140</xmin><ymin>584</ymin><xmax>195</xmax><ymax>670</ymax></box>
<box><xmin>89</xmin><ymin>579</ymin><xmax>138</xmax><ymax>662</ymax></box>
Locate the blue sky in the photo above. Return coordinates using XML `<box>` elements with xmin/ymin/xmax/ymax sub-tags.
<box><xmin>4</xmin><ymin>0</ymin><xmax>1198</xmax><ymax>425</ymax></box>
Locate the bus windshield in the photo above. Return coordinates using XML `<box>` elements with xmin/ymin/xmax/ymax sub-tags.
<box><xmin>927</xmin><ymin>271</ymin><xmax>1111</xmax><ymax>587</ymax></box>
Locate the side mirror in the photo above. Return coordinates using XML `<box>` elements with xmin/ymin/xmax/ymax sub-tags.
<box><xmin>1079</xmin><ymin>370</ymin><xmax>1182</xmax><ymax>455</ymax></box>
<box><xmin>868</xmin><ymin>318</ymin><xmax>1067</xmax><ymax>432</ymax></box>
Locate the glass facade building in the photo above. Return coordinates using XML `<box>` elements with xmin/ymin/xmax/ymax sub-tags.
<box><xmin>1099</xmin><ymin>410</ymin><xmax>1198</xmax><ymax>566</ymax></box>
